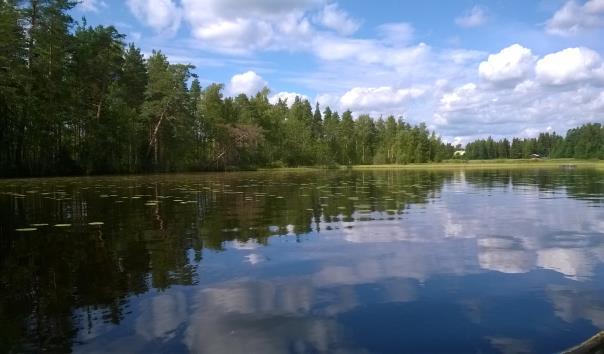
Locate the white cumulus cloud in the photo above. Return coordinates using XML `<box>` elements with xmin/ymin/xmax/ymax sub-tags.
<box><xmin>269</xmin><ymin>91</ymin><xmax>310</xmax><ymax>106</ymax></box>
<box><xmin>439</xmin><ymin>83</ymin><xmax>478</xmax><ymax>112</ymax></box>
<box><xmin>227</xmin><ymin>71</ymin><xmax>268</xmax><ymax>97</ymax></box>
<box><xmin>535</xmin><ymin>47</ymin><xmax>604</xmax><ymax>86</ymax></box>
<box><xmin>478</xmin><ymin>44</ymin><xmax>536</xmax><ymax>85</ymax></box>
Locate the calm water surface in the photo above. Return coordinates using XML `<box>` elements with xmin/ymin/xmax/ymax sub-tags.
<box><xmin>1</xmin><ymin>169</ymin><xmax>604</xmax><ymax>354</ymax></box>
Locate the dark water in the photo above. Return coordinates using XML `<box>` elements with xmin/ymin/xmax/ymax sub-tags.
<box><xmin>1</xmin><ymin>168</ymin><xmax>604</xmax><ymax>354</ymax></box>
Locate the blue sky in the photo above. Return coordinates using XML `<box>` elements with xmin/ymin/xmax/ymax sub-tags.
<box><xmin>74</xmin><ymin>0</ymin><xmax>604</xmax><ymax>144</ymax></box>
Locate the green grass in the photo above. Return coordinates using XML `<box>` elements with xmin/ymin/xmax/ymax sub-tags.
<box><xmin>261</xmin><ymin>159</ymin><xmax>604</xmax><ymax>172</ymax></box>
<box><xmin>351</xmin><ymin>159</ymin><xmax>604</xmax><ymax>170</ymax></box>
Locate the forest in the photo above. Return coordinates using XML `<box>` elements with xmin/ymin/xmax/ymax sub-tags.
<box><xmin>1</xmin><ymin>1</ymin><xmax>603</xmax><ymax>177</ymax></box>
<box><xmin>463</xmin><ymin>124</ymin><xmax>604</xmax><ymax>160</ymax></box>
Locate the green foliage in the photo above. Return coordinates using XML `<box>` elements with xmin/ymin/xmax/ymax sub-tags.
<box><xmin>563</xmin><ymin>123</ymin><xmax>604</xmax><ymax>159</ymax></box>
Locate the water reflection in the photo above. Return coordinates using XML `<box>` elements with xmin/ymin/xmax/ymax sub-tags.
<box><xmin>1</xmin><ymin>168</ymin><xmax>604</xmax><ymax>353</ymax></box>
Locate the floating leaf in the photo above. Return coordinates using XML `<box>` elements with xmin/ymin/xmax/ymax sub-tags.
<box><xmin>54</xmin><ymin>224</ymin><xmax>71</xmax><ymax>227</ymax></box>
<box><xmin>88</xmin><ymin>222</ymin><xmax>104</xmax><ymax>226</ymax></box>
<box><xmin>222</xmin><ymin>227</ymin><xmax>240</xmax><ymax>232</ymax></box>
<box><xmin>16</xmin><ymin>228</ymin><xmax>37</xmax><ymax>232</ymax></box>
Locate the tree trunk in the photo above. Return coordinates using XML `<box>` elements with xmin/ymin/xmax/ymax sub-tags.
<box><xmin>96</xmin><ymin>98</ymin><xmax>102</xmax><ymax>120</ymax></box>
<box><xmin>147</xmin><ymin>106</ymin><xmax>168</xmax><ymax>166</ymax></box>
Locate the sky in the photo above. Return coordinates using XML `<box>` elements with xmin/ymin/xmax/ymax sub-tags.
<box><xmin>73</xmin><ymin>0</ymin><xmax>604</xmax><ymax>144</ymax></box>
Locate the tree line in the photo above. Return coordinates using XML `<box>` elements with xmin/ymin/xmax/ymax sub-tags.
<box><xmin>464</xmin><ymin>124</ymin><xmax>604</xmax><ymax>160</ymax></box>
<box><xmin>0</xmin><ymin>0</ymin><xmax>455</xmax><ymax>177</ymax></box>
<box><xmin>0</xmin><ymin>1</ymin><xmax>602</xmax><ymax>177</ymax></box>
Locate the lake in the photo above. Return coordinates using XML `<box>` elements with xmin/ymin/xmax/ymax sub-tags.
<box><xmin>1</xmin><ymin>168</ymin><xmax>604</xmax><ymax>353</ymax></box>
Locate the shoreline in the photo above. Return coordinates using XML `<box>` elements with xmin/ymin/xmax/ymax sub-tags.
<box><xmin>1</xmin><ymin>159</ymin><xmax>603</xmax><ymax>180</ymax></box>
<box><xmin>262</xmin><ymin>159</ymin><xmax>604</xmax><ymax>171</ymax></box>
